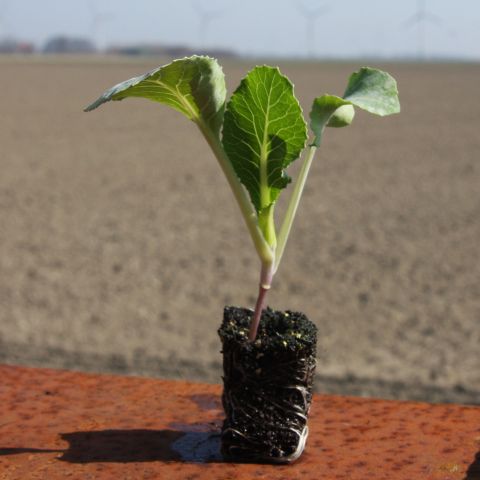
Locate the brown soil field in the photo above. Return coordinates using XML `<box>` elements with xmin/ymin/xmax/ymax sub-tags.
<box><xmin>0</xmin><ymin>57</ymin><xmax>479</xmax><ymax>403</ymax></box>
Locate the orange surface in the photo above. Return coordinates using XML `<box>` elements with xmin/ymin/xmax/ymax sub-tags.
<box><xmin>0</xmin><ymin>365</ymin><xmax>479</xmax><ymax>479</ymax></box>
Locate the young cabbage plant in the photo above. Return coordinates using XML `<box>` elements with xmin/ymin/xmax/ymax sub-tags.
<box><xmin>85</xmin><ymin>56</ymin><xmax>400</xmax><ymax>341</ymax></box>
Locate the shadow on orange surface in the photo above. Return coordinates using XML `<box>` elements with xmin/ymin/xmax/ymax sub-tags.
<box><xmin>0</xmin><ymin>428</ymin><xmax>222</xmax><ymax>464</ymax></box>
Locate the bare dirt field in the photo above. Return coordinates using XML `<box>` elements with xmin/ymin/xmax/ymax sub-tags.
<box><xmin>0</xmin><ymin>56</ymin><xmax>479</xmax><ymax>403</ymax></box>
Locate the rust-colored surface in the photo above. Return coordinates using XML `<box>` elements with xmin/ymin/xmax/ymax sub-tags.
<box><xmin>0</xmin><ymin>365</ymin><xmax>479</xmax><ymax>480</ymax></box>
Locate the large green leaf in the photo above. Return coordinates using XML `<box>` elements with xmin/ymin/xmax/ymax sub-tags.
<box><xmin>84</xmin><ymin>55</ymin><xmax>226</xmax><ymax>135</ymax></box>
<box><xmin>310</xmin><ymin>67</ymin><xmax>400</xmax><ymax>146</ymax></box>
<box><xmin>222</xmin><ymin>66</ymin><xmax>307</xmax><ymax>214</ymax></box>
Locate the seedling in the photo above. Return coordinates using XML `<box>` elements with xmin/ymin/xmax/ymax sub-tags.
<box><xmin>85</xmin><ymin>56</ymin><xmax>400</xmax><ymax>341</ymax></box>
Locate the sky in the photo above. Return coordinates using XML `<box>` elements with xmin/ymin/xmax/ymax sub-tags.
<box><xmin>1</xmin><ymin>0</ymin><xmax>479</xmax><ymax>60</ymax></box>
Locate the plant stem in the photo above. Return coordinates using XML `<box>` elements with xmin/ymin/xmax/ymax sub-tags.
<box><xmin>198</xmin><ymin>122</ymin><xmax>277</xmax><ymax>342</ymax></box>
<box><xmin>275</xmin><ymin>144</ymin><xmax>318</xmax><ymax>274</ymax></box>
<box><xmin>198</xmin><ymin>123</ymin><xmax>274</xmax><ymax>265</ymax></box>
<box><xmin>258</xmin><ymin>203</ymin><xmax>277</xmax><ymax>250</ymax></box>
<box><xmin>248</xmin><ymin>260</ymin><xmax>275</xmax><ymax>341</ymax></box>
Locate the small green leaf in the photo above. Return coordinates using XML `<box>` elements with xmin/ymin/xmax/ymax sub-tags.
<box><xmin>310</xmin><ymin>94</ymin><xmax>352</xmax><ymax>145</ymax></box>
<box><xmin>84</xmin><ymin>56</ymin><xmax>226</xmax><ymax>135</ymax></box>
<box><xmin>309</xmin><ymin>67</ymin><xmax>400</xmax><ymax>146</ymax></box>
<box><xmin>343</xmin><ymin>67</ymin><xmax>400</xmax><ymax>116</ymax></box>
<box><xmin>327</xmin><ymin>104</ymin><xmax>355</xmax><ymax>128</ymax></box>
<box><xmin>222</xmin><ymin>66</ymin><xmax>307</xmax><ymax>215</ymax></box>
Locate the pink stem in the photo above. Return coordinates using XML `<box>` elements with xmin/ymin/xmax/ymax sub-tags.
<box><xmin>248</xmin><ymin>264</ymin><xmax>274</xmax><ymax>342</ymax></box>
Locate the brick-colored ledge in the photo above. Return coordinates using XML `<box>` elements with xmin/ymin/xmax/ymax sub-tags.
<box><xmin>0</xmin><ymin>365</ymin><xmax>479</xmax><ymax>479</ymax></box>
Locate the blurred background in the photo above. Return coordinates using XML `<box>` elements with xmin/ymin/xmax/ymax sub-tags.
<box><xmin>0</xmin><ymin>0</ymin><xmax>479</xmax><ymax>404</ymax></box>
<box><xmin>0</xmin><ymin>0</ymin><xmax>479</xmax><ymax>59</ymax></box>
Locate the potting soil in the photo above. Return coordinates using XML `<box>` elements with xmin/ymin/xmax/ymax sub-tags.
<box><xmin>218</xmin><ymin>306</ymin><xmax>317</xmax><ymax>463</ymax></box>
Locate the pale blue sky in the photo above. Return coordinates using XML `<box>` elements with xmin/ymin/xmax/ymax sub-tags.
<box><xmin>1</xmin><ymin>0</ymin><xmax>479</xmax><ymax>59</ymax></box>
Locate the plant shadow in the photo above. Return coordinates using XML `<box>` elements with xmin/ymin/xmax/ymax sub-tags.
<box><xmin>465</xmin><ymin>450</ymin><xmax>480</xmax><ymax>480</ymax></box>
<box><xmin>0</xmin><ymin>429</ymin><xmax>222</xmax><ymax>464</ymax></box>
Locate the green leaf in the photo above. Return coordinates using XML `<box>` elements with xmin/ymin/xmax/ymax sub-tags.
<box><xmin>309</xmin><ymin>67</ymin><xmax>400</xmax><ymax>146</ymax></box>
<box><xmin>326</xmin><ymin>104</ymin><xmax>355</xmax><ymax>128</ymax></box>
<box><xmin>310</xmin><ymin>95</ymin><xmax>353</xmax><ymax>144</ymax></box>
<box><xmin>343</xmin><ymin>67</ymin><xmax>400</xmax><ymax>116</ymax></box>
<box><xmin>84</xmin><ymin>55</ymin><xmax>226</xmax><ymax>135</ymax></box>
<box><xmin>222</xmin><ymin>66</ymin><xmax>307</xmax><ymax>214</ymax></box>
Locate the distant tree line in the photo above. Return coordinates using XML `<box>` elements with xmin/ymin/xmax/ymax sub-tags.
<box><xmin>0</xmin><ymin>35</ymin><xmax>236</xmax><ymax>58</ymax></box>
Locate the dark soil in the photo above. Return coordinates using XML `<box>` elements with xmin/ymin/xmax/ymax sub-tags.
<box><xmin>218</xmin><ymin>306</ymin><xmax>317</xmax><ymax>463</ymax></box>
<box><xmin>219</xmin><ymin>306</ymin><xmax>317</xmax><ymax>351</ymax></box>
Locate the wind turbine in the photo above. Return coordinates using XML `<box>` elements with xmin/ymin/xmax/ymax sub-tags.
<box><xmin>191</xmin><ymin>1</ymin><xmax>224</xmax><ymax>50</ymax></box>
<box><xmin>295</xmin><ymin>1</ymin><xmax>329</xmax><ymax>59</ymax></box>
<box><xmin>403</xmin><ymin>0</ymin><xmax>442</xmax><ymax>60</ymax></box>
<box><xmin>87</xmin><ymin>0</ymin><xmax>113</xmax><ymax>51</ymax></box>
<box><xmin>0</xmin><ymin>0</ymin><xmax>10</xmax><ymax>39</ymax></box>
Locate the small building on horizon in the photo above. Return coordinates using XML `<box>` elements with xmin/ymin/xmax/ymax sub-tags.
<box><xmin>0</xmin><ymin>38</ymin><xmax>35</xmax><ymax>54</ymax></box>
